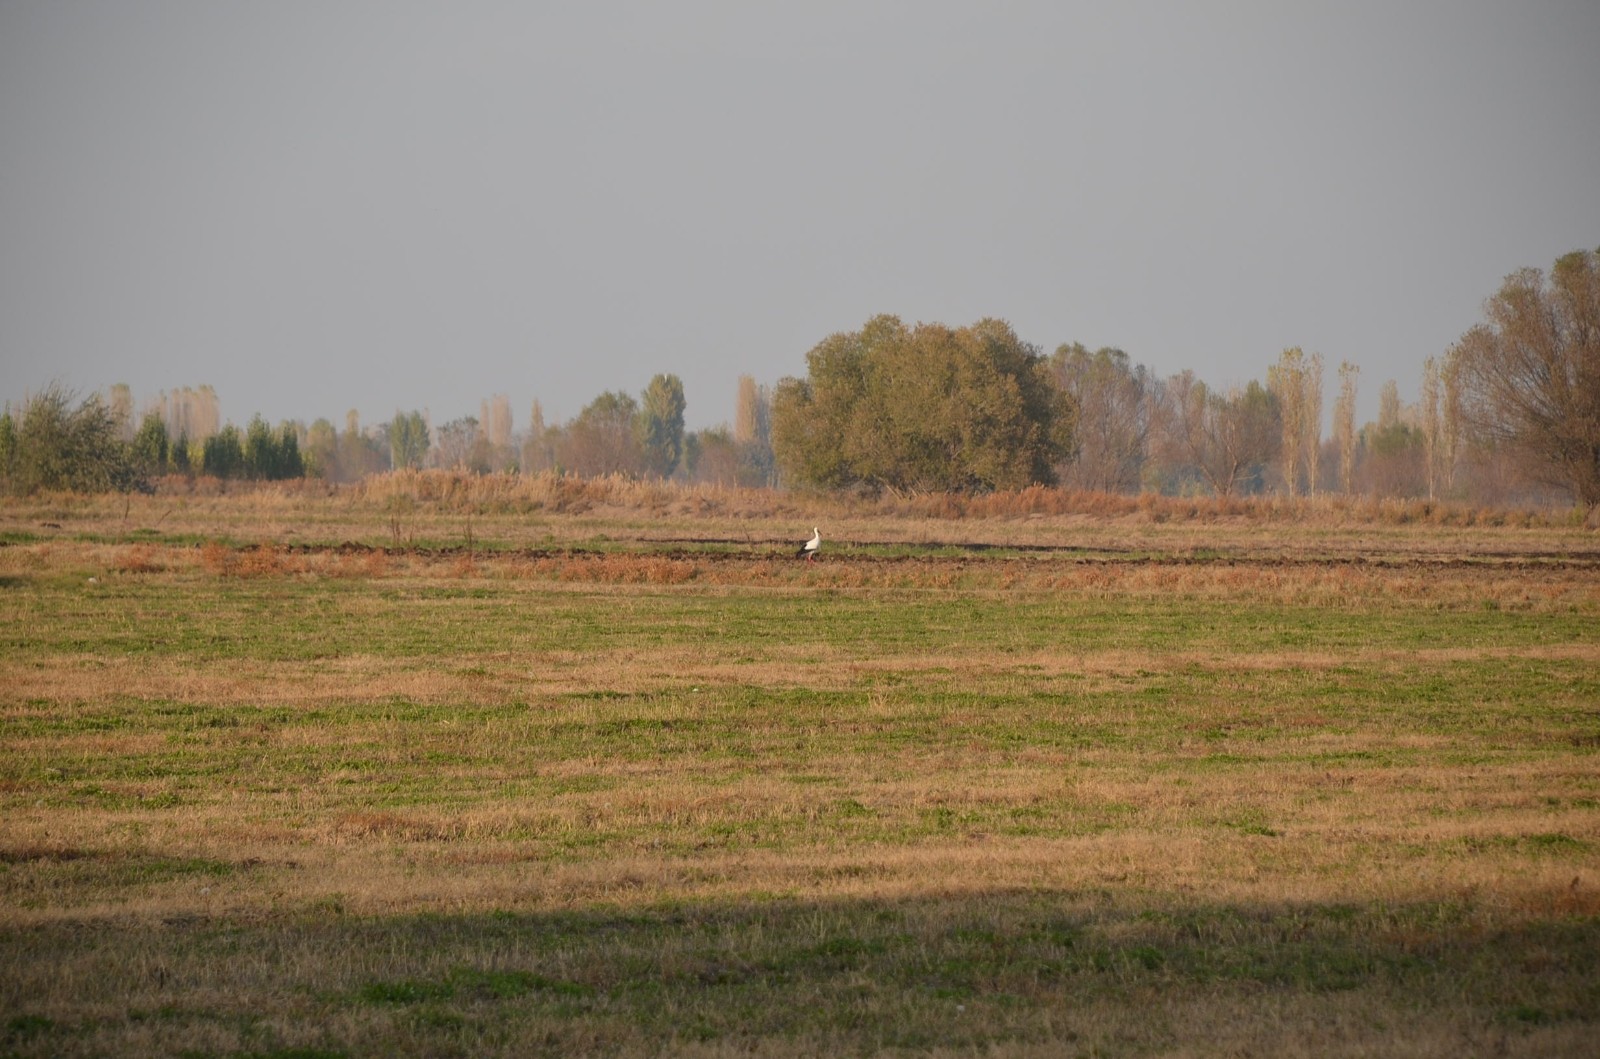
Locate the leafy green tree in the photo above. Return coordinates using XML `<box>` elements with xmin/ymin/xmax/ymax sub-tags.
<box><xmin>235</xmin><ymin>416</ymin><xmax>303</xmax><ymax>480</ymax></box>
<box><xmin>171</xmin><ymin>430</ymin><xmax>192</xmax><ymax>475</ymax></box>
<box><xmin>244</xmin><ymin>415</ymin><xmax>276</xmax><ymax>479</ymax></box>
<box><xmin>1452</xmin><ymin>248</ymin><xmax>1600</xmax><ymax>512</ymax></box>
<box><xmin>772</xmin><ymin>315</ymin><xmax>1073</xmax><ymax>494</ymax></box>
<box><xmin>0</xmin><ymin>408</ymin><xmax>17</xmax><ymax>483</ymax></box>
<box><xmin>201</xmin><ymin>424</ymin><xmax>245</xmax><ymax>479</ymax></box>
<box><xmin>276</xmin><ymin>422</ymin><xmax>305</xmax><ymax>479</ymax></box>
<box><xmin>3</xmin><ymin>384</ymin><xmax>139</xmax><ymax>495</ymax></box>
<box><xmin>132</xmin><ymin>412</ymin><xmax>170</xmax><ymax>476</ymax></box>
<box><xmin>637</xmin><ymin>373</ymin><xmax>687</xmax><ymax>478</ymax></box>
<box><xmin>389</xmin><ymin>410</ymin><xmax>430</xmax><ymax>470</ymax></box>
<box><xmin>772</xmin><ymin>317</ymin><xmax>880</xmax><ymax>490</ymax></box>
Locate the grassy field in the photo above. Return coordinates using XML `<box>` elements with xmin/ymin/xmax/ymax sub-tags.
<box><xmin>2</xmin><ymin>480</ymin><xmax>1598</xmax><ymax>1057</ymax></box>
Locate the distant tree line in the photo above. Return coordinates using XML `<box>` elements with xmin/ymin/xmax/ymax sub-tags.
<box><xmin>0</xmin><ymin>385</ymin><xmax>139</xmax><ymax>495</ymax></box>
<box><xmin>520</xmin><ymin>372</ymin><xmax>775</xmax><ymax>487</ymax></box>
<box><xmin>0</xmin><ymin>387</ymin><xmax>303</xmax><ymax>495</ymax></box>
<box><xmin>3</xmin><ymin>249</ymin><xmax>1595</xmax><ymax>511</ymax></box>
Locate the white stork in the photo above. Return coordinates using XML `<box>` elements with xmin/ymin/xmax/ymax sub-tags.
<box><xmin>796</xmin><ymin>526</ymin><xmax>821</xmax><ymax>561</ymax></box>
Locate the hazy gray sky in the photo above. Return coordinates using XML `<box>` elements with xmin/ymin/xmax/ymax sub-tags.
<box><xmin>3</xmin><ymin>1</ymin><xmax>1597</xmax><ymax>434</ymax></box>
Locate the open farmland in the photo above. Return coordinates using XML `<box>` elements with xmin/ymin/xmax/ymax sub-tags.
<box><xmin>2</xmin><ymin>480</ymin><xmax>1598</xmax><ymax>1058</ymax></box>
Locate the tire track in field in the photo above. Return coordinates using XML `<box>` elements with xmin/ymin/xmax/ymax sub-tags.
<box><xmin>288</xmin><ymin>538</ymin><xmax>1600</xmax><ymax>572</ymax></box>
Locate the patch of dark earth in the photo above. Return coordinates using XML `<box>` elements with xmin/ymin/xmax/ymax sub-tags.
<box><xmin>272</xmin><ymin>540</ymin><xmax>1600</xmax><ymax>570</ymax></box>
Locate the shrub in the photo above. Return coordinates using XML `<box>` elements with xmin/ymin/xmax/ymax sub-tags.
<box><xmin>2</xmin><ymin>384</ymin><xmax>139</xmax><ymax>495</ymax></box>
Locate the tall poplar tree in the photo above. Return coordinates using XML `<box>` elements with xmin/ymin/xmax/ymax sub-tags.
<box><xmin>389</xmin><ymin>410</ymin><xmax>430</xmax><ymax>470</ymax></box>
<box><xmin>1334</xmin><ymin>362</ymin><xmax>1359</xmax><ymax>494</ymax></box>
<box><xmin>638</xmin><ymin>374</ymin><xmax>687</xmax><ymax>478</ymax></box>
<box><xmin>1269</xmin><ymin>347</ymin><xmax>1321</xmax><ymax>497</ymax></box>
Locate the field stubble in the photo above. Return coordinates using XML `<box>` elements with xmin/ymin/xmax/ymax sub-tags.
<box><xmin>1</xmin><ymin>484</ymin><xmax>1598</xmax><ymax>1057</ymax></box>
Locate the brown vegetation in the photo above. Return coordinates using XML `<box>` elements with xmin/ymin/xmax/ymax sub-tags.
<box><xmin>128</xmin><ymin>469</ymin><xmax>1595</xmax><ymax>527</ymax></box>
